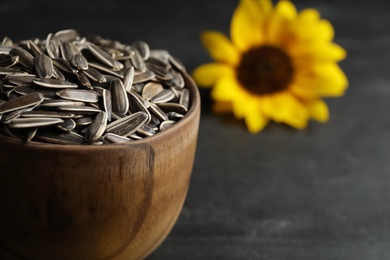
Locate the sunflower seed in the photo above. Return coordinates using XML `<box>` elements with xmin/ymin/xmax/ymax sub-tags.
<box><xmin>1</xmin><ymin>108</ymin><xmax>25</xmax><ymax>123</ymax></box>
<box><xmin>26</xmin><ymin>128</ymin><xmax>37</xmax><ymax>142</ymax></box>
<box><xmin>76</xmin><ymin>71</ymin><xmax>92</xmax><ymax>89</ymax></box>
<box><xmin>88</xmin><ymin>62</ymin><xmax>124</xmax><ymax>78</ymax></box>
<box><xmin>123</xmin><ymin>66</ymin><xmax>134</xmax><ymax>92</ymax></box>
<box><xmin>21</xmin><ymin>111</ymin><xmax>74</xmax><ymax>118</ymax></box>
<box><xmin>53</xmin><ymin>58</ymin><xmax>78</xmax><ymax>74</ymax></box>
<box><xmin>40</xmin><ymin>99</ymin><xmax>85</xmax><ymax>107</ymax></box>
<box><xmin>148</xmin><ymin>102</ymin><xmax>169</xmax><ymax>121</ymax></box>
<box><xmin>1</xmin><ymin>36</ymin><xmax>13</xmax><ymax>47</ymax></box>
<box><xmin>33</xmin><ymin>78</ymin><xmax>78</xmax><ymax>89</ymax></box>
<box><xmin>167</xmin><ymin>111</ymin><xmax>184</xmax><ymax>120</ymax></box>
<box><xmin>60</xmin><ymin>42</ymin><xmax>80</xmax><ymax>61</ymax></box>
<box><xmin>52</xmin><ymin>66</ymin><xmax>66</xmax><ymax>81</ymax></box>
<box><xmin>85</xmin><ymin>111</ymin><xmax>107</xmax><ymax>142</ymax></box>
<box><xmin>160</xmin><ymin>120</ymin><xmax>176</xmax><ymax>131</ymax></box>
<box><xmin>179</xmin><ymin>88</ymin><xmax>190</xmax><ymax>110</ymax></box>
<box><xmin>106</xmin><ymin>111</ymin><xmax>148</xmax><ymax>136</ymax></box>
<box><xmin>15</xmin><ymin>85</ymin><xmax>57</xmax><ymax>99</ymax></box>
<box><xmin>87</xmin><ymin>43</ymin><xmax>117</xmax><ymax>68</ymax></box>
<box><xmin>6</xmin><ymin>74</ymin><xmax>37</xmax><ymax>85</ymax></box>
<box><xmin>55</xmin><ymin>29</ymin><xmax>79</xmax><ymax>43</ymax></box>
<box><xmin>35</xmin><ymin>129</ymin><xmax>85</xmax><ymax>145</ymax></box>
<box><xmin>133</xmin><ymin>70</ymin><xmax>155</xmax><ymax>84</ymax></box>
<box><xmin>27</xmin><ymin>40</ymin><xmax>44</xmax><ymax>57</ymax></box>
<box><xmin>169</xmin><ymin>55</ymin><xmax>187</xmax><ymax>72</ymax></box>
<box><xmin>84</xmin><ymin>67</ymin><xmax>106</xmax><ymax>83</ymax></box>
<box><xmin>157</xmin><ymin>102</ymin><xmax>188</xmax><ymax>114</ymax></box>
<box><xmin>128</xmin><ymin>90</ymin><xmax>151</xmax><ymax>123</ymax></box>
<box><xmin>0</xmin><ymin>93</ymin><xmax>44</xmax><ymax>114</ymax></box>
<box><xmin>46</xmin><ymin>33</ymin><xmax>61</xmax><ymax>59</ymax></box>
<box><xmin>0</xmin><ymin>46</ymin><xmax>12</xmax><ymax>55</ymax></box>
<box><xmin>58</xmin><ymin>105</ymin><xmax>101</xmax><ymax>114</ymax></box>
<box><xmin>9</xmin><ymin>47</ymin><xmax>34</xmax><ymax>70</ymax></box>
<box><xmin>76</xmin><ymin>116</ymin><xmax>93</xmax><ymax>126</ymax></box>
<box><xmin>130</xmin><ymin>49</ymin><xmax>146</xmax><ymax>71</ymax></box>
<box><xmin>57</xmin><ymin>89</ymin><xmax>99</xmax><ymax>103</ymax></box>
<box><xmin>0</xmin><ymin>54</ymin><xmax>19</xmax><ymax>67</ymax></box>
<box><xmin>142</xmin><ymin>82</ymin><xmax>164</xmax><ymax>101</ymax></box>
<box><xmin>101</xmin><ymin>89</ymin><xmax>112</xmax><ymax>121</ymax></box>
<box><xmin>35</xmin><ymin>54</ymin><xmax>54</xmax><ymax>78</ymax></box>
<box><xmin>9</xmin><ymin>117</ymin><xmax>64</xmax><ymax>128</ymax></box>
<box><xmin>57</xmin><ymin>118</ymin><xmax>76</xmax><ymax>132</ymax></box>
<box><xmin>71</xmin><ymin>54</ymin><xmax>88</xmax><ymax>70</ymax></box>
<box><xmin>0</xmin><ymin>67</ymin><xmax>26</xmax><ymax>75</ymax></box>
<box><xmin>132</xmin><ymin>40</ymin><xmax>150</xmax><ymax>60</ymax></box>
<box><xmin>103</xmin><ymin>132</ymin><xmax>132</xmax><ymax>144</ymax></box>
<box><xmin>150</xmin><ymin>89</ymin><xmax>175</xmax><ymax>103</ymax></box>
<box><xmin>110</xmin><ymin>79</ymin><xmax>129</xmax><ymax>115</ymax></box>
<box><xmin>136</xmin><ymin>124</ymin><xmax>155</xmax><ymax>137</ymax></box>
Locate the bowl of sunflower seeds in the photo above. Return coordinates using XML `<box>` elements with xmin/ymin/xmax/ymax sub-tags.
<box><xmin>0</xmin><ymin>29</ymin><xmax>200</xmax><ymax>260</ymax></box>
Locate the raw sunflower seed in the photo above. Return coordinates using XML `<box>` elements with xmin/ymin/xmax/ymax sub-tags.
<box><xmin>71</xmin><ymin>54</ymin><xmax>88</xmax><ymax>70</ymax></box>
<box><xmin>6</xmin><ymin>74</ymin><xmax>37</xmax><ymax>85</ymax></box>
<box><xmin>35</xmin><ymin>54</ymin><xmax>54</xmax><ymax>78</ymax></box>
<box><xmin>9</xmin><ymin>47</ymin><xmax>34</xmax><ymax>69</ymax></box>
<box><xmin>130</xmin><ymin>49</ymin><xmax>146</xmax><ymax>71</ymax></box>
<box><xmin>55</xmin><ymin>29</ymin><xmax>79</xmax><ymax>43</ymax></box>
<box><xmin>26</xmin><ymin>128</ymin><xmax>38</xmax><ymax>142</ymax></box>
<box><xmin>123</xmin><ymin>66</ymin><xmax>134</xmax><ymax>92</ymax></box>
<box><xmin>160</xmin><ymin>120</ymin><xmax>176</xmax><ymax>131</ymax></box>
<box><xmin>179</xmin><ymin>88</ymin><xmax>190</xmax><ymax>110</ymax></box>
<box><xmin>46</xmin><ymin>33</ymin><xmax>61</xmax><ymax>59</ymax></box>
<box><xmin>102</xmin><ymin>89</ymin><xmax>112</xmax><ymax>121</ymax></box>
<box><xmin>84</xmin><ymin>67</ymin><xmax>106</xmax><ymax>83</ymax></box>
<box><xmin>53</xmin><ymin>58</ymin><xmax>78</xmax><ymax>74</ymax></box>
<box><xmin>76</xmin><ymin>116</ymin><xmax>93</xmax><ymax>126</ymax></box>
<box><xmin>15</xmin><ymin>85</ymin><xmax>57</xmax><ymax>99</ymax></box>
<box><xmin>87</xmin><ymin>43</ymin><xmax>117</xmax><ymax>68</ymax></box>
<box><xmin>85</xmin><ymin>111</ymin><xmax>107</xmax><ymax>142</ymax></box>
<box><xmin>1</xmin><ymin>36</ymin><xmax>13</xmax><ymax>47</ymax></box>
<box><xmin>57</xmin><ymin>89</ymin><xmax>99</xmax><ymax>103</ymax></box>
<box><xmin>103</xmin><ymin>132</ymin><xmax>132</xmax><ymax>144</ymax></box>
<box><xmin>9</xmin><ymin>117</ymin><xmax>64</xmax><ymax>128</ymax></box>
<box><xmin>0</xmin><ymin>67</ymin><xmax>26</xmax><ymax>75</ymax></box>
<box><xmin>148</xmin><ymin>102</ymin><xmax>169</xmax><ymax>121</ymax></box>
<box><xmin>0</xmin><ymin>93</ymin><xmax>44</xmax><ymax>114</ymax></box>
<box><xmin>0</xmin><ymin>54</ymin><xmax>19</xmax><ymax>67</ymax></box>
<box><xmin>58</xmin><ymin>105</ymin><xmax>101</xmax><ymax>114</ymax></box>
<box><xmin>150</xmin><ymin>89</ymin><xmax>175</xmax><ymax>104</ymax></box>
<box><xmin>132</xmin><ymin>40</ymin><xmax>150</xmax><ymax>60</ymax></box>
<box><xmin>27</xmin><ymin>40</ymin><xmax>44</xmax><ymax>57</ymax></box>
<box><xmin>57</xmin><ymin>118</ymin><xmax>76</xmax><ymax>132</ymax></box>
<box><xmin>133</xmin><ymin>70</ymin><xmax>155</xmax><ymax>84</ymax></box>
<box><xmin>157</xmin><ymin>102</ymin><xmax>188</xmax><ymax>114</ymax></box>
<box><xmin>142</xmin><ymin>82</ymin><xmax>164</xmax><ymax>101</ymax></box>
<box><xmin>110</xmin><ymin>79</ymin><xmax>129</xmax><ymax>115</ymax></box>
<box><xmin>33</xmin><ymin>78</ymin><xmax>78</xmax><ymax>89</ymax></box>
<box><xmin>40</xmin><ymin>99</ymin><xmax>86</xmax><ymax>107</ymax></box>
<box><xmin>60</xmin><ymin>42</ymin><xmax>80</xmax><ymax>61</ymax></box>
<box><xmin>106</xmin><ymin>111</ymin><xmax>148</xmax><ymax>137</ymax></box>
<box><xmin>35</xmin><ymin>129</ymin><xmax>85</xmax><ymax>145</ymax></box>
<box><xmin>88</xmin><ymin>62</ymin><xmax>124</xmax><ymax>78</ymax></box>
<box><xmin>76</xmin><ymin>71</ymin><xmax>92</xmax><ymax>89</ymax></box>
<box><xmin>21</xmin><ymin>111</ymin><xmax>75</xmax><ymax>118</ymax></box>
<box><xmin>52</xmin><ymin>66</ymin><xmax>66</xmax><ymax>81</ymax></box>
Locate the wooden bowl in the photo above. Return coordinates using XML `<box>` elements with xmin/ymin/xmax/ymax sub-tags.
<box><xmin>0</xmin><ymin>73</ymin><xmax>200</xmax><ymax>260</ymax></box>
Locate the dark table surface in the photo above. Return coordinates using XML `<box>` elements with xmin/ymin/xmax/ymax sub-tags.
<box><xmin>1</xmin><ymin>0</ymin><xmax>389</xmax><ymax>259</ymax></box>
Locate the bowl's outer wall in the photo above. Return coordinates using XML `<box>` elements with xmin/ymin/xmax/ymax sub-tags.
<box><xmin>0</xmin><ymin>73</ymin><xmax>200</xmax><ymax>260</ymax></box>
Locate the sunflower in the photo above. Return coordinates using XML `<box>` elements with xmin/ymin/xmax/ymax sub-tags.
<box><xmin>192</xmin><ymin>0</ymin><xmax>348</xmax><ymax>133</ymax></box>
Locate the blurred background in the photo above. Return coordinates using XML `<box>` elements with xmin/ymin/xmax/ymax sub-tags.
<box><xmin>1</xmin><ymin>0</ymin><xmax>390</xmax><ymax>259</ymax></box>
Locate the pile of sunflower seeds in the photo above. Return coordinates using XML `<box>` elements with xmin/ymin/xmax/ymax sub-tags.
<box><xmin>0</xmin><ymin>29</ymin><xmax>190</xmax><ymax>145</ymax></box>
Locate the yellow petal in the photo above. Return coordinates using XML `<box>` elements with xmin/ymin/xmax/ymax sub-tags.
<box><xmin>292</xmin><ymin>63</ymin><xmax>348</xmax><ymax>98</ymax></box>
<box><xmin>262</xmin><ymin>92</ymin><xmax>309</xmax><ymax>129</ymax></box>
<box><xmin>192</xmin><ymin>63</ymin><xmax>234</xmax><ymax>88</ymax></box>
<box><xmin>243</xmin><ymin>97</ymin><xmax>269</xmax><ymax>133</ymax></box>
<box><xmin>201</xmin><ymin>31</ymin><xmax>240</xmax><ymax>65</ymax></box>
<box><xmin>303</xmin><ymin>99</ymin><xmax>329</xmax><ymax>122</ymax></box>
<box><xmin>211</xmin><ymin>75</ymin><xmax>242</xmax><ymax>102</ymax></box>
<box><xmin>290</xmin><ymin>42</ymin><xmax>346</xmax><ymax>63</ymax></box>
<box><xmin>266</xmin><ymin>0</ymin><xmax>297</xmax><ymax>45</ymax></box>
<box><xmin>230</xmin><ymin>0</ymin><xmax>264</xmax><ymax>51</ymax></box>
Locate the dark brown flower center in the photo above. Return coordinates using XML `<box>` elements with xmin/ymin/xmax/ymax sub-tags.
<box><xmin>236</xmin><ymin>45</ymin><xmax>294</xmax><ymax>95</ymax></box>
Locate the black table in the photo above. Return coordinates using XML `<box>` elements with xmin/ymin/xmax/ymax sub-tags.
<box><xmin>1</xmin><ymin>0</ymin><xmax>389</xmax><ymax>259</ymax></box>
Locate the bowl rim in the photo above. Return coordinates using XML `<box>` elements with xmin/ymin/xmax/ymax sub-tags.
<box><xmin>0</xmin><ymin>72</ymin><xmax>200</xmax><ymax>150</ymax></box>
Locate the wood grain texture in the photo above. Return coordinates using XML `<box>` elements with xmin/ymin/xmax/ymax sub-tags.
<box><xmin>0</xmin><ymin>73</ymin><xmax>200</xmax><ymax>260</ymax></box>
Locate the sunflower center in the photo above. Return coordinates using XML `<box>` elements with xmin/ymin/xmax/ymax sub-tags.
<box><xmin>236</xmin><ymin>45</ymin><xmax>294</xmax><ymax>95</ymax></box>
